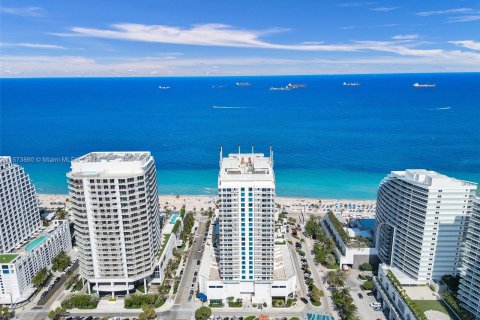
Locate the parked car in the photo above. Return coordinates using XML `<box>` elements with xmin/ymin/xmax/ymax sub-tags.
<box><xmin>358</xmin><ymin>293</ymin><xmax>363</xmax><ymax>299</ymax></box>
<box><xmin>300</xmin><ymin>297</ymin><xmax>309</xmax><ymax>304</ymax></box>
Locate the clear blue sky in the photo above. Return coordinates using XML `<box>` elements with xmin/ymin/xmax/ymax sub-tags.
<box><xmin>1</xmin><ymin>0</ymin><xmax>479</xmax><ymax>77</ymax></box>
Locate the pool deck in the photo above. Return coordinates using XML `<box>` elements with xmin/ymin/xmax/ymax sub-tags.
<box><xmin>6</xmin><ymin>224</ymin><xmax>58</xmax><ymax>255</ymax></box>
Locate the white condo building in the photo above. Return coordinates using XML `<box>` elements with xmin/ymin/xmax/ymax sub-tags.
<box><xmin>0</xmin><ymin>157</ymin><xmax>71</xmax><ymax>304</ymax></box>
<box><xmin>0</xmin><ymin>157</ymin><xmax>41</xmax><ymax>253</ymax></box>
<box><xmin>458</xmin><ymin>197</ymin><xmax>480</xmax><ymax>318</ymax></box>
<box><xmin>375</xmin><ymin>169</ymin><xmax>477</xmax><ymax>285</ymax></box>
<box><xmin>199</xmin><ymin>148</ymin><xmax>296</xmax><ymax>304</ymax></box>
<box><xmin>67</xmin><ymin>152</ymin><xmax>162</xmax><ymax>295</ymax></box>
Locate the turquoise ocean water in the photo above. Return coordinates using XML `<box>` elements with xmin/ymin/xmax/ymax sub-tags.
<box><xmin>1</xmin><ymin>73</ymin><xmax>479</xmax><ymax>199</ymax></box>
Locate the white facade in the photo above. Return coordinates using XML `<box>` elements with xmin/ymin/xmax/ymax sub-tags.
<box><xmin>199</xmin><ymin>149</ymin><xmax>296</xmax><ymax>303</ymax></box>
<box><xmin>67</xmin><ymin>152</ymin><xmax>162</xmax><ymax>294</ymax></box>
<box><xmin>152</xmin><ymin>214</ymin><xmax>182</xmax><ymax>284</ymax></box>
<box><xmin>373</xmin><ymin>265</ymin><xmax>418</xmax><ymax>320</ymax></box>
<box><xmin>0</xmin><ymin>157</ymin><xmax>71</xmax><ymax>304</ymax></box>
<box><xmin>458</xmin><ymin>198</ymin><xmax>480</xmax><ymax>318</ymax></box>
<box><xmin>323</xmin><ymin>214</ymin><xmax>378</xmax><ymax>269</ymax></box>
<box><xmin>0</xmin><ymin>157</ymin><xmax>42</xmax><ymax>253</ymax></box>
<box><xmin>0</xmin><ymin>220</ymin><xmax>71</xmax><ymax>304</ymax></box>
<box><xmin>375</xmin><ymin>169</ymin><xmax>477</xmax><ymax>284</ymax></box>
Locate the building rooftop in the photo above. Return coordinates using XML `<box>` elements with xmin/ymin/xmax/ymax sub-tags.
<box><xmin>391</xmin><ymin>169</ymin><xmax>477</xmax><ymax>188</ymax></box>
<box><xmin>73</xmin><ymin>152</ymin><xmax>151</xmax><ymax>163</ymax></box>
<box><xmin>69</xmin><ymin>152</ymin><xmax>153</xmax><ymax>178</ymax></box>
<box><xmin>273</xmin><ymin>244</ymin><xmax>295</xmax><ymax>280</ymax></box>
<box><xmin>220</xmin><ymin>153</ymin><xmax>274</xmax><ymax>183</ymax></box>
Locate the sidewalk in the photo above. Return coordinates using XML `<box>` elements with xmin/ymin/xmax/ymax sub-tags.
<box><xmin>59</xmin><ymin>296</ymin><xmax>176</xmax><ymax>314</ymax></box>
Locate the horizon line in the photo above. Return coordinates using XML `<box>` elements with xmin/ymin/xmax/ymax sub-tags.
<box><xmin>1</xmin><ymin>71</ymin><xmax>479</xmax><ymax>80</ymax></box>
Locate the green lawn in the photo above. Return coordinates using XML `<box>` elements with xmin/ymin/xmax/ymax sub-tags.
<box><xmin>0</xmin><ymin>254</ymin><xmax>18</xmax><ymax>264</ymax></box>
<box><xmin>414</xmin><ymin>300</ymin><xmax>462</xmax><ymax>320</ymax></box>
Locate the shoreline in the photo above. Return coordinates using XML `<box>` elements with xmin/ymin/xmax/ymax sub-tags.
<box><xmin>35</xmin><ymin>193</ymin><xmax>376</xmax><ymax>202</ymax></box>
<box><xmin>37</xmin><ymin>193</ymin><xmax>377</xmax><ymax>217</ymax></box>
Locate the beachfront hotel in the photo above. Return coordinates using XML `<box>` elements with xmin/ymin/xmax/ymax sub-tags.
<box><xmin>374</xmin><ymin>169</ymin><xmax>477</xmax><ymax>285</ymax></box>
<box><xmin>199</xmin><ymin>148</ymin><xmax>296</xmax><ymax>304</ymax></box>
<box><xmin>67</xmin><ymin>152</ymin><xmax>162</xmax><ymax>295</ymax></box>
<box><xmin>458</xmin><ymin>197</ymin><xmax>480</xmax><ymax>318</ymax></box>
<box><xmin>0</xmin><ymin>157</ymin><xmax>71</xmax><ymax>304</ymax></box>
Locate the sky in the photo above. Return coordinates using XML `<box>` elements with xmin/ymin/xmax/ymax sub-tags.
<box><xmin>1</xmin><ymin>0</ymin><xmax>480</xmax><ymax>77</ymax></box>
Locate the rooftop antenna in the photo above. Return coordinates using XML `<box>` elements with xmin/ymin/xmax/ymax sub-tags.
<box><xmin>219</xmin><ymin>144</ymin><xmax>223</xmax><ymax>168</ymax></box>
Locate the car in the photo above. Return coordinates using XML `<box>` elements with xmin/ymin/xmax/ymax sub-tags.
<box><xmin>180</xmin><ymin>270</ymin><xmax>184</xmax><ymax>275</ymax></box>
<box><xmin>193</xmin><ymin>277</ymin><xmax>197</xmax><ymax>282</ymax></box>
<box><xmin>370</xmin><ymin>302</ymin><xmax>381</xmax><ymax>308</ymax></box>
<box><xmin>300</xmin><ymin>297</ymin><xmax>309</xmax><ymax>304</ymax></box>
<box><xmin>197</xmin><ymin>260</ymin><xmax>201</xmax><ymax>265</ymax></box>
<box><xmin>194</xmin><ymin>271</ymin><xmax>198</xmax><ymax>276</ymax></box>
<box><xmin>198</xmin><ymin>248</ymin><xmax>202</xmax><ymax>253</ymax></box>
<box><xmin>191</xmin><ymin>283</ymin><xmax>195</xmax><ymax>288</ymax></box>
<box><xmin>367</xmin><ymin>291</ymin><xmax>374</xmax><ymax>296</ymax></box>
<box><xmin>358</xmin><ymin>293</ymin><xmax>363</xmax><ymax>299</ymax></box>
<box><xmin>374</xmin><ymin>306</ymin><xmax>382</xmax><ymax>311</ymax></box>
<box><xmin>84</xmin><ymin>316</ymin><xmax>93</xmax><ymax>320</ymax></box>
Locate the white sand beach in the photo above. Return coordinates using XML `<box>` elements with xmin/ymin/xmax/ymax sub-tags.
<box><xmin>37</xmin><ymin>193</ymin><xmax>376</xmax><ymax>217</ymax></box>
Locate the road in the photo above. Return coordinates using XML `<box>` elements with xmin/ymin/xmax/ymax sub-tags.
<box><xmin>284</xmin><ymin>212</ymin><xmax>336</xmax><ymax>318</ymax></box>
<box><xmin>175</xmin><ymin>218</ymin><xmax>208</xmax><ymax>305</ymax></box>
<box><xmin>164</xmin><ymin>214</ymin><xmax>209</xmax><ymax>319</ymax></box>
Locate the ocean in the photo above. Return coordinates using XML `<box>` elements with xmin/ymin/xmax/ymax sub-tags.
<box><xmin>1</xmin><ymin>73</ymin><xmax>479</xmax><ymax>199</ymax></box>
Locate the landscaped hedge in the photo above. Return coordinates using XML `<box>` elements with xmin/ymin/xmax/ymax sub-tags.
<box><xmin>61</xmin><ymin>294</ymin><xmax>99</xmax><ymax>309</ymax></box>
<box><xmin>441</xmin><ymin>290</ymin><xmax>476</xmax><ymax>320</ymax></box>
<box><xmin>386</xmin><ymin>270</ymin><xmax>426</xmax><ymax>320</ymax></box>
<box><xmin>172</xmin><ymin>220</ymin><xmax>181</xmax><ymax>234</ymax></box>
<box><xmin>327</xmin><ymin>212</ymin><xmax>350</xmax><ymax>244</ymax></box>
<box><xmin>124</xmin><ymin>293</ymin><xmax>165</xmax><ymax>309</ymax></box>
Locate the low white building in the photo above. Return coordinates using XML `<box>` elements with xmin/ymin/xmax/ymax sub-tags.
<box><xmin>0</xmin><ymin>220</ymin><xmax>72</xmax><ymax>304</ymax></box>
<box><xmin>152</xmin><ymin>213</ymin><xmax>183</xmax><ymax>284</ymax></box>
<box><xmin>199</xmin><ymin>242</ymin><xmax>296</xmax><ymax>304</ymax></box>
<box><xmin>323</xmin><ymin>213</ymin><xmax>378</xmax><ymax>269</ymax></box>
<box><xmin>373</xmin><ymin>264</ymin><xmax>419</xmax><ymax>320</ymax></box>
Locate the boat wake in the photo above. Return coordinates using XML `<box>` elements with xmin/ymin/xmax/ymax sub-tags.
<box><xmin>429</xmin><ymin>106</ymin><xmax>452</xmax><ymax>111</ymax></box>
<box><xmin>212</xmin><ymin>106</ymin><xmax>252</xmax><ymax>109</ymax></box>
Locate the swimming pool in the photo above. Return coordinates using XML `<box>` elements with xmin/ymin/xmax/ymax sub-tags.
<box><xmin>307</xmin><ymin>313</ymin><xmax>335</xmax><ymax>320</ymax></box>
<box><xmin>25</xmin><ymin>236</ymin><xmax>46</xmax><ymax>251</ymax></box>
<box><xmin>170</xmin><ymin>214</ymin><xmax>178</xmax><ymax>224</ymax></box>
